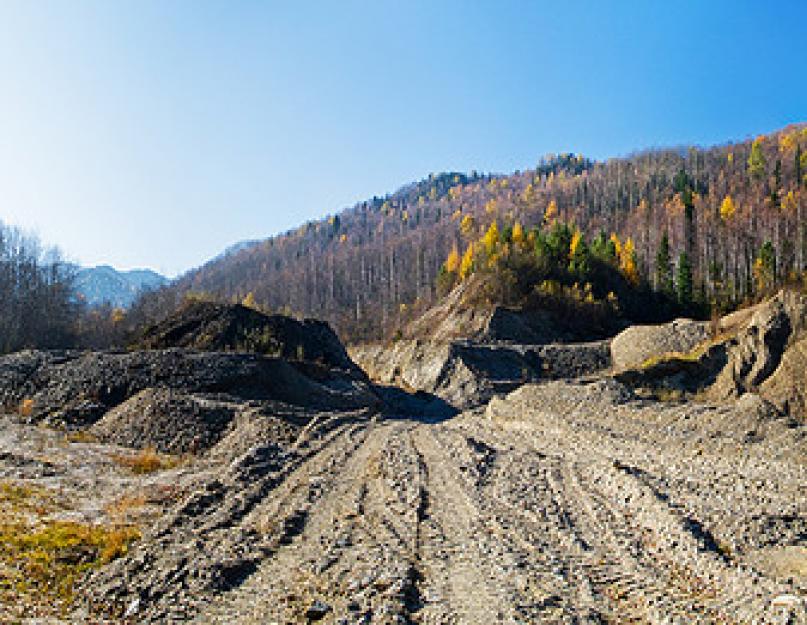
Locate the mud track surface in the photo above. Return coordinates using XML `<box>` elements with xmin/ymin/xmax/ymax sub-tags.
<box><xmin>188</xmin><ymin>402</ymin><xmax>804</xmax><ymax>624</ymax></box>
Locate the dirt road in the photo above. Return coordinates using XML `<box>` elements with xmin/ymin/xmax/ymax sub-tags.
<box><xmin>192</xmin><ymin>384</ymin><xmax>805</xmax><ymax>624</ymax></box>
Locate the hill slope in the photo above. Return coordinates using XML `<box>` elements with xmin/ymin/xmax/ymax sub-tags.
<box><xmin>145</xmin><ymin>125</ymin><xmax>807</xmax><ymax>342</ymax></box>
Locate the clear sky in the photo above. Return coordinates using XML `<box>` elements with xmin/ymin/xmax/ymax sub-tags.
<box><xmin>0</xmin><ymin>1</ymin><xmax>805</xmax><ymax>277</ymax></box>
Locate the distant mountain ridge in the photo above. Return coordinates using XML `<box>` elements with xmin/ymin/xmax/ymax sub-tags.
<box><xmin>76</xmin><ymin>265</ymin><xmax>168</xmax><ymax>308</ymax></box>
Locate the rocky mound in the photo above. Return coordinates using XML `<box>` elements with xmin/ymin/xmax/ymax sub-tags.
<box><xmin>350</xmin><ymin>339</ymin><xmax>610</xmax><ymax>409</ymax></box>
<box><xmin>610</xmin><ymin>318</ymin><xmax>709</xmax><ymax>370</ymax></box>
<box><xmin>616</xmin><ymin>290</ymin><xmax>807</xmax><ymax>417</ymax></box>
<box><xmin>0</xmin><ymin>306</ymin><xmax>383</xmax><ymax>434</ymax></box>
<box><xmin>0</xmin><ymin>348</ymin><xmax>378</xmax><ymax>429</ymax></box>
<box><xmin>89</xmin><ymin>389</ymin><xmax>239</xmax><ymax>454</ymax></box>
<box><xmin>89</xmin><ymin>388</ymin><xmax>318</xmax><ymax>456</ymax></box>
<box><xmin>137</xmin><ymin>300</ymin><xmax>358</xmax><ymax>372</ymax></box>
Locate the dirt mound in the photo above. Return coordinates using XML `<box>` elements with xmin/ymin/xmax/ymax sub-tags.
<box><xmin>137</xmin><ymin>300</ymin><xmax>358</xmax><ymax>372</ymax></box>
<box><xmin>89</xmin><ymin>389</ymin><xmax>239</xmax><ymax>454</ymax></box>
<box><xmin>611</xmin><ymin>318</ymin><xmax>709</xmax><ymax>370</ymax></box>
<box><xmin>90</xmin><ymin>387</ymin><xmax>320</xmax><ymax>456</ymax></box>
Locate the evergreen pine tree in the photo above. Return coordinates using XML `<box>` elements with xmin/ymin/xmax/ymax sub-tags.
<box><xmin>676</xmin><ymin>251</ymin><xmax>693</xmax><ymax>308</ymax></box>
<box><xmin>748</xmin><ymin>138</ymin><xmax>766</xmax><ymax>180</ymax></box>
<box><xmin>655</xmin><ymin>233</ymin><xmax>673</xmax><ymax>296</ymax></box>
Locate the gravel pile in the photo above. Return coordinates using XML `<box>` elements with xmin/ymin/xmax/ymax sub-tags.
<box><xmin>610</xmin><ymin>317</ymin><xmax>709</xmax><ymax>370</ymax></box>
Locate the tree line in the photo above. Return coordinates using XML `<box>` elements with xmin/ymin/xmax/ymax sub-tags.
<box><xmin>0</xmin><ymin>222</ymin><xmax>78</xmax><ymax>352</ymax></box>
<box><xmin>0</xmin><ymin>222</ymin><xmax>162</xmax><ymax>354</ymax></box>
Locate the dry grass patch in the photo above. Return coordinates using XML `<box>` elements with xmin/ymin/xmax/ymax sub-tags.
<box><xmin>0</xmin><ymin>479</ymin><xmax>140</xmax><ymax>614</ymax></box>
<box><xmin>0</xmin><ymin>480</ymin><xmax>59</xmax><ymax>518</ymax></box>
<box><xmin>111</xmin><ymin>446</ymin><xmax>181</xmax><ymax>474</ymax></box>
<box><xmin>18</xmin><ymin>398</ymin><xmax>34</xmax><ymax>418</ymax></box>
<box><xmin>64</xmin><ymin>430</ymin><xmax>99</xmax><ymax>444</ymax></box>
<box><xmin>104</xmin><ymin>494</ymin><xmax>148</xmax><ymax>524</ymax></box>
<box><xmin>0</xmin><ymin>519</ymin><xmax>140</xmax><ymax>612</ymax></box>
<box><xmin>638</xmin><ymin>331</ymin><xmax>736</xmax><ymax>371</ymax></box>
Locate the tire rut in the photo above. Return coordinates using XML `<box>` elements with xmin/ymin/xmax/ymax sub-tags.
<box><xmin>164</xmin><ymin>396</ymin><xmax>804</xmax><ymax>624</ymax></box>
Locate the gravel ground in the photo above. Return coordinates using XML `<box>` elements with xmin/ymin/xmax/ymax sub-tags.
<box><xmin>18</xmin><ymin>378</ymin><xmax>796</xmax><ymax>624</ymax></box>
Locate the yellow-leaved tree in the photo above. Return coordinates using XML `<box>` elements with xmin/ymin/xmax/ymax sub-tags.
<box><xmin>569</xmin><ymin>230</ymin><xmax>582</xmax><ymax>260</ymax></box>
<box><xmin>512</xmin><ymin>222</ymin><xmax>524</xmax><ymax>247</ymax></box>
<box><xmin>720</xmin><ymin>195</ymin><xmax>737</xmax><ymax>221</ymax></box>
<box><xmin>459</xmin><ymin>243</ymin><xmax>475</xmax><ymax>280</ymax></box>
<box><xmin>781</xmin><ymin>190</ymin><xmax>798</xmax><ymax>213</ymax></box>
<box><xmin>242</xmin><ymin>292</ymin><xmax>257</xmax><ymax>309</ymax></box>
<box><xmin>544</xmin><ymin>199</ymin><xmax>558</xmax><ymax>223</ymax></box>
<box><xmin>445</xmin><ymin>245</ymin><xmax>460</xmax><ymax>274</ymax></box>
<box><xmin>482</xmin><ymin>221</ymin><xmax>500</xmax><ymax>256</ymax></box>
<box><xmin>460</xmin><ymin>214</ymin><xmax>476</xmax><ymax>238</ymax></box>
<box><xmin>610</xmin><ymin>233</ymin><xmax>622</xmax><ymax>257</ymax></box>
<box><xmin>521</xmin><ymin>183</ymin><xmax>535</xmax><ymax>205</ymax></box>
<box><xmin>619</xmin><ymin>238</ymin><xmax>639</xmax><ymax>285</ymax></box>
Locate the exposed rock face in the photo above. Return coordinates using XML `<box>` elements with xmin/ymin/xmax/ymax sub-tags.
<box><xmin>712</xmin><ymin>290</ymin><xmax>807</xmax><ymax>398</ymax></box>
<box><xmin>610</xmin><ymin>318</ymin><xmax>710</xmax><ymax>370</ymax></box>
<box><xmin>760</xmin><ymin>336</ymin><xmax>807</xmax><ymax>416</ymax></box>
<box><xmin>350</xmin><ymin>339</ymin><xmax>610</xmax><ymax>409</ymax></box>
<box><xmin>616</xmin><ymin>290</ymin><xmax>807</xmax><ymax>419</ymax></box>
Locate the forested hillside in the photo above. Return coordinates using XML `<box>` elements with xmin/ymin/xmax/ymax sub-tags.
<box><xmin>139</xmin><ymin>125</ymin><xmax>807</xmax><ymax>342</ymax></box>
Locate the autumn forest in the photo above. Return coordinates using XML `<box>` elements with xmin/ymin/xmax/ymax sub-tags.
<box><xmin>130</xmin><ymin>124</ymin><xmax>805</xmax><ymax>342</ymax></box>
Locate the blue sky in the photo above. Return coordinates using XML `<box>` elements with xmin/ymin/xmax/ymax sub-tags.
<box><xmin>0</xmin><ymin>1</ymin><xmax>805</xmax><ymax>276</ymax></box>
